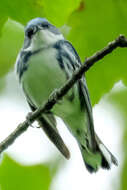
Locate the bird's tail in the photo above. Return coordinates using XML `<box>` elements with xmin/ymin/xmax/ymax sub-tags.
<box><xmin>79</xmin><ymin>133</ymin><xmax>118</xmax><ymax>173</ymax></box>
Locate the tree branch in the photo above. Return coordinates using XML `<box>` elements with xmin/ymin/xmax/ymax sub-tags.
<box><xmin>0</xmin><ymin>34</ymin><xmax>127</xmax><ymax>154</ymax></box>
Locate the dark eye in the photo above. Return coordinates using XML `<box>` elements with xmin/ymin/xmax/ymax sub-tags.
<box><xmin>26</xmin><ymin>26</ymin><xmax>36</xmax><ymax>38</ymax></box>
<box><xmin>42</xmin><ymin>23</ymin><xmax>49</xmax><ymax>29</ymax></box>
<box><xmin>27</xmin><ymin>28</ymin><xmax>34</xmax><ymax>38</ymax></box>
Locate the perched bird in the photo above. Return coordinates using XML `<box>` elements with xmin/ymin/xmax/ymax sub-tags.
<box><xmin>16</xmin><ymin>18</ymin><xmax>118</xmax><ymax>172</ymax></box>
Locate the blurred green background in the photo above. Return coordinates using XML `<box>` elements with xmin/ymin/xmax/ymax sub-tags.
<box><xmin>0</xmin><ymin>0</ymin><xmax>127</xmax><ymax>189</ymax></box>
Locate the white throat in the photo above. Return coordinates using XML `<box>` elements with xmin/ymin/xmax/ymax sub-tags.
<box><xmin>24</xmin><ymin>29</ymin><xmax>64</xmax><ymax>52</ymax></box>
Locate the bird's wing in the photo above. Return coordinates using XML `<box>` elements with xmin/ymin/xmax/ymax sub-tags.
<box><xmin>27</xmin><ymin>100</ymin><xmax>70</xmax><ymax>159</ymax></box>
<box><xmin>16</xmin><ymin>50</ymin><xmax>32</xmax><ymax>80</ymax></box>
<box><xmin>17</xmin><ymin>50</ymin><xmax>70</xmax><ymax>159</ymax></box>
<box><xmin>55</xmin><ymin>40</ymin><xmax>96</xmax><ymax>150</ymax></box>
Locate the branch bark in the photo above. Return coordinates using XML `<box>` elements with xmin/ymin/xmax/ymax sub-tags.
<box><xmin>0</xmin><ymin>35</ymin><xmax>127</xmax><ymax>154</ymax></box>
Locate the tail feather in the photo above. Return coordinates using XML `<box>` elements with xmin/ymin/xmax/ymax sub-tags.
<box><xmin>85</xmin><ymin>162</ymin><xmax>96</xmax><ymax>173</ymax></box>
<box><xmin>95</xmin><ymin>134</ymin><xmax>118</xmax><ymax>168</ymax></box>
<box><xmin>28</xmin><ymin>101</ymin><xmax>70</xmax><ymax>160</ymax></box>
<box><xmin>79</xmin><ymin>134</ymin><xmax>118</xmax><ymax>173</ymax></box>
<box><xmin>38</xmin><ymin>116</ymin><xmax>70</xmax><ymax>160</ymax></box>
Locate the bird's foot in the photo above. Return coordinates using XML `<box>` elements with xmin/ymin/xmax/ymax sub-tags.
<box><xmin>48</xmin><ymin>89</ymin><xmax>63</xmax><ymax>105</ymax></box>
<box><xmin>49</xmin><ymin>89</ymin><xmax>59</xmax><ymax>102</ymax></box>
<box><xmin>26</xmin><ymin>112</ymin><xmax>39</xmax><ymax>128</ymax></box>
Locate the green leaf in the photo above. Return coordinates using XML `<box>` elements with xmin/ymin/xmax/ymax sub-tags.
<box><xmin>67</xmin><ymin>0</ymin><xmax>127</xmax><ymax>105</ymax></box>
<box><xmin>0</xmin><ymin>0</ymin><xmax>44</xmax><ymax>26</ymax></box>
<box><xmin>42</xmin><ymin>0</ymin><xmax>81</xmax><ymax>26</ymax></box>
<box><xmin>0</xmin><ymin>154</ymin><xmax>57</xmax><ymax>190</ymax></box>
<box><xmin>0</xmin><ymin>19</ymin><xmax>24</xmax><ymax>77</ymax></box>
<box><xmin>0</xmin><ymin>17</ymin><xmax>8</xmax><ymax>36</ymax></box>
<box><xmin>0</xmin><ymin>0</ymin><xmax>81</xmax><ymax>28</ymax></box>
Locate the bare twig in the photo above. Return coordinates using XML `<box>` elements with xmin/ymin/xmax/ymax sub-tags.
<box><xmin>0</xmin><ymin>35</ymin><xmax>127</xmax><ymax>154</ymax></box>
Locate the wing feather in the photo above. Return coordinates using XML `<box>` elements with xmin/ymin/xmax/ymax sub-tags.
<box><xmin>27</xmin><ymin>101</ymin><xmax>70</xmax><ymax>159</ymax></box>
<box><xmin>55</xmin><ymin>40</ymin><xmax>96</xmax><ymax>150</ymax></box>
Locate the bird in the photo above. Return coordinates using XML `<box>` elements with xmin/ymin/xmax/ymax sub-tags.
<box><xmin>15</xmin><ymin>17</ymin><xmax>118</xmax><ymax>173</ymax></box>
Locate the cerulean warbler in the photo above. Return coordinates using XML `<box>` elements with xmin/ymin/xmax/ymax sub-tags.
<box><xmin>16</xmin><ymin>18</ymin><xmax>118</xmax><ymax>172</ymax></box>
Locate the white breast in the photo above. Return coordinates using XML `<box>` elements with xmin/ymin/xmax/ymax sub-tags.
<box><xmin>22</xmin><ymin>47</ymin><xmax>65</xmax><ymax>108</ymax></box>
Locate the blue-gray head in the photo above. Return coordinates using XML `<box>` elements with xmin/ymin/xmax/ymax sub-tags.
<box><xmin>24</xmin><ymin>18</ymin><xmax>64</xmax><ymax>50</ymax></box>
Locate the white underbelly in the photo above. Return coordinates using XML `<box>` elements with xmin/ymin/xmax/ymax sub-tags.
<box><xmin>22</xmin><ymin>48</ymin><xmax>65</xmax><ymax>108</ymax></box>
<box><xmin>21</xmin><ymin>48</ymin><xmax>86</xmax><ymax>137</ymax></box>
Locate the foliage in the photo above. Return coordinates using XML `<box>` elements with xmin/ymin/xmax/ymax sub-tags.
<box><xmin>0</xmin><ymin>154</ymin><xmax>54</xmax><ymax>190</ymax></box>
<box><xmin>0</xmin><ymin>0</ymin><xmax>127</xmax><ymax>189</ymax></box>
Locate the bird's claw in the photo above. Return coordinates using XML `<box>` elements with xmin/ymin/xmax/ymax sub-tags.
<box><xmin>49</xmin><ymin>89</ymin><xmax>63</xmax><ymax>104</ymax></box>
<box><xmin>26</xmin><ymin>112</ymin><xmax>39</xmax><ymax>128</ymax></box>
<box><xmin>49</xmin><ymin>89</ymin><xmax>58</xmax><ymax>102</ymax></box>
